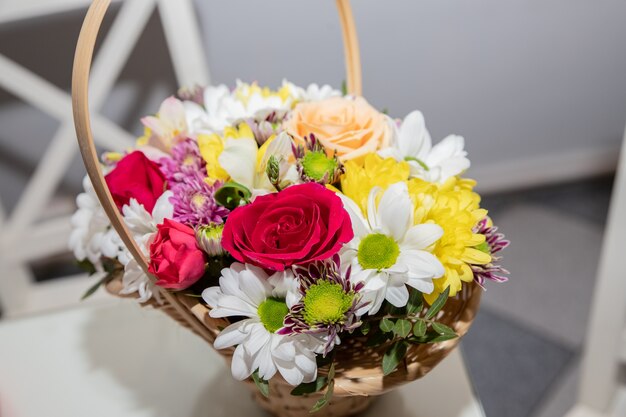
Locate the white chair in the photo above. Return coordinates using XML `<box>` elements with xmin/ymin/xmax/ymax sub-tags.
<box><xmin>567</xmin><ymin>126</ymin><xmax>626</xmax><ymax>416</ymax></box>
<box><xmin>0</xmin><ymin>0</ymin><xmax>210</xmax><ymax>317</ymax></box>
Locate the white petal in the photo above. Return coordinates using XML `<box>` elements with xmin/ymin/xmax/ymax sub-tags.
<box><xmin>367</xmin><ymin>288</ymin><xmax>387</xmax><ymax>315</ymax></box>
<box><xmin>202</xmin><ymin>287</ymin><xmax>222</xmax><ymax>308</ymax></box>
<box><xmin>219</xmin><ymin>138</ymin><xmax>258</xmax><ymax>189</ymax></box>
<box><xmin>367</xmin><ymin>187</ymin><xmax>382</xmax><ymax>231</ymax></box>
<box><xmin>385</xmin><ymin>285</ymin><xmax>410</xmax><ymax>308</ymax></box>
<box><xmin>213</xmin><ymin>320</ymin><xmax>249</xmax><ymax>349</ymax></box>
<box><xmin>243</xmin><ymin>323</ymin><xmax>272</xmax><ymax>356</ymax></box>
<box><xmin>239</xmin><ymin>269</ymin><xmax>272</xmax><ymax>306</ymax></box>
<box><xmin>152</xmin><ymin>191</ymin><xmax>174</xmax><ymax>224</ymax></box>
<box><xmin>398</xmin><ymin>111</ymin><xmax>432</xmax><ymax>159</ymax></box>
<box><xmin>210</xmin><ymin>295</ymin><xmax>258</xmax><ymax>318</ymax></box>
<box><xmin>398</xmin><ymin>250</ymin><xmax>445</xmax><ymax>279</ymax></box>
<box><xmin>231</xmin><ymin>344</ymin><xmax>254</xmax><ymax>381</ymax></box>
<box><xmin>336</xmin><ymin>193</ymin><xmax>370</xmax><ymax>238</ymax></box>
<box><xmin>401</xmin><ymin>224</ymin><xmax>444</xmax><ymax>249</ymax></box>
<box><xmin>406</xmin><ymin>276</ymin><xmax>435</xmax><ymax>294</ymax></box>
<box><xmin>377</xmin><ymin>182</ymin><xmax>412</xmax><ymax>241</ymax></box>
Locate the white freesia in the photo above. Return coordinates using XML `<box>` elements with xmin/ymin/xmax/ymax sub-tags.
<box><xmin>202</xmin><ymin>263</ymin><xmax>321</xmax><ymax>386</ymax></box>
<box><xmin>379</xmin><ymin>111</ymin><xmax>470</xmax><ymax>183</ymax></box>
<box><xmin>338</xmin><ymin>182</ymin><xmax>445</xmax><ymax>315</ymax></box>
<box><xmin>218</xmin><ymin>131</ymin><xmax>298</xmax><ymax>196</ymax></box>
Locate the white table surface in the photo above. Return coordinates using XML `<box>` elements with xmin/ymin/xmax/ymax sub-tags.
<box><xmin>0</xmin><ymin>300</ymin><xmax>485</xmax><ymax>417</ymax></box>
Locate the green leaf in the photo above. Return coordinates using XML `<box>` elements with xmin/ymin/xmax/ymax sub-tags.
<box><xmin>431</xmin><ymin>322</ymin><xmax>457</xmax><ymax>337</ymax></box>
<box><xmin>406</xmin><ymin>289</ymin><xmax>423</xmax><ymax>315</ymax></box>
<box><xmin>214</xmin><ymin>181</ymin><xmax>252</xmax><ymax>210</ymax></box>
<box><xmin>425</xmin><ymin>286</ymin><xmax>450</xmax><ymax>320</ymax></box>
<box><xmin>76</xmin><ymin>259</ymin><xmax>97</xmax><ymax>276</ymax></box>
<box><xmin>393</xmin><ymin>319</ymin><xmax>412</xmax><ymax>339</ymax></box>
<box><xmin>382</xmin><ymin>341</ymin><xmax>409</xmax><ymax>376</ymax></box>
<box><xmin>101</xmin><ymin>257</ymin><xmax>121</xmax><ymax>274</ymax></box>
<box><xmin>252</xmin><ymin>370</ymin><xmax>269</xmax><ymax>398</ymax></box>
<box><xmin>341</xmin><ymin>80</ymin><xmax>348</xmax><ymax>96</ymax></box>
<box><xmin>360</xmin><ymin>321</ymin><xmax>371</xmax><ymax>335</ymax></box>
<box><xmin>81</xmin><ymin>273</ymin><xmax>115</xmax><ymax>301</ymax></box>
<box><xmin>430</xmin><ymin>333</ymin><xmax>459</xmax><ymax>343</ymax></box>
<box><xmin>413</xmin><ymin>320</ymin><xmax>427</xmax><ymax>337</ymax></box>
<box><xmin>310</xmin><ymin>380</ymin><xmax>334</xmax><ymax>413</ymax></box>
<box><xmin>379</xmin><ymin>318</ymin><xmax>395</xmax><ymax>333</ymax></box>
<box><xmin>291</xmin><ymin>377</ymin><xmax>328</xmax><ymax>396</ymax></box>
<box><xmin>327</xmin><ymin>362</ymin><xmax>336</xmax><ymax>381</ymax></box>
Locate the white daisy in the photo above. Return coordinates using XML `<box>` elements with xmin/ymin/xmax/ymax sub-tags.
<box><xmin>338</xmin><ymin>182</ymin><xmax>445</xmax><ymax>315</ymax></box>
<box><xmin>116</xmin><ymin>191</ymin><xmax>174</xmax><ymax>303</ymax></box>
<box><xmin>184</xmin><ymin>84</ymin><xmax>234</xmax><ymax>134</ymax></box>
<box><xmin>286</xmin><ymin>81</ymin><xmax>342</xmax><ymax>102</ymax></box>
<box><xmin>379</xmin><ymin>110</ymin><xmax>470</xmax><ymax>183</ymax></box>
<box><xmin>202</xmin><ymin>263</ymin><xmax>321</xmax><ymax>386</ymax></box>
<box><xmin>69</xmin><ymin>176</ymin><xmax>120</xmax><ymax>270</ymax></box>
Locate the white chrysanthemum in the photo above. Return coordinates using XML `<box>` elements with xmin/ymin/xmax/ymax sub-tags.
<box><xmin>338</xmin><ymin>182</ymin><xmax>445</xmax><ymax>315</ymax></box>
<box><xmin>202</xmin><ymin>263</ymin><xmax>321</xmax><ymax>386</ymax></box>
<box><xmin>286</xmin><ymin>81</ymin><xmax>342</xmax><ymax>102</ymax></box>
<box><xmin>69</xmin><ymin>176</ymin><xmax>122</xmax><ymax>270</ymax></box>
<box><xmin>184</xmin><ymin>84</ymin><xmax>234</xmax><ymax>134</ymax></box>
<box><xmin>379</xmin><ymin>111</ymin><xmax>470</xmax><ymax>183</ymax></box>
<box><xmin>117</xmin><ymin>192</ymin><xmax>174</xmax><ymax>303</ymax></box>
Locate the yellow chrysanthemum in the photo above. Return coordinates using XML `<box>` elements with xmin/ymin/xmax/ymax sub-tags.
<box><xmin>340</xmin><ymin>154</ymin><xmax>410</xmax><ymax>213</ymax></box>
<box><xmin>408</xmin><ymin>177</ymin><xmax>491</xmax><ymax>304</ymax></box>
<box><xmin>198</xmin><ymin>123</ymin><xmax>255</xmax><ymax>184</ymax></box>
<box><xmin>234</xmin><ymin>81</ymin><xmax>293</xmax><ymax>107</ymax></box>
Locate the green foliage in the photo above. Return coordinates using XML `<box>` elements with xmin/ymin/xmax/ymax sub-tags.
<box><xmin>360</xmin><ymin>321</ymin><xmax>371</xmax><ymax>335</ymax></box>
<box><xmin>309</xmin><ymin>363</ymin><xmax>335</xmax><ymax>413</ymax></box>
<box><xmin>76</xmin><ymin>259</ymin><xmax>97</xmax><ymax>275</ymax></box>
<box><xmin>291</xmin><ymin>377</ymin><xmax>328</xmax><ymax>396</ymax></box>
<box><xmin>413</xmin><ymin>320</ymin><xmax>427</xmax><ymax>337</ymax></box>
<box><xmin>252</xmin><ymin>370</ymin><xmax>269</xmax><ymax>398</ymax></box>
<box><xmin>80</xmin><ymin>258</ymin><xmax>123</xmax><ymax>301</ymax></box>
<box><xmin>379</xmin><ymin>318</ymin><xmax>395</xmax><ymax>333</ymax></box>
<box><xmin>406</xmin><ymin>289</ymin><xmax>423</xmax><ymax>315</ymax></box>
<box><xmin>425</xmin><ymin>286</ymin><xmax>450</xmax><ymax>320</ymax></box>
<box><xmin>382</xmin><ymin>341</ymin><xmax>409</xmax><ymax>376</ymax></box>
<box><xmin>214</xmin><ymin>181</ymin><xmax>252</xmax><ymax>209</ymax></box>
<box><xmin>431</xmin><ymin>322</ymin><xmax>457</xmax><ymax>337</ymax></box>
<box><xmin>393</xmin><ymin>319</ymin><xmax>412</xmax><ymax>339</ymax></box>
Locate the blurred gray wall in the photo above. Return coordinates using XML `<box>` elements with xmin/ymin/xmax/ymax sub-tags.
<box><xmin>1</xmin><ymin>0</ymin><xmax>626</xmax><ymax>215</ymax></box>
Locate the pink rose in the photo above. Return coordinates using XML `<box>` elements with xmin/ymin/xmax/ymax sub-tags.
<box><xmin>105</xmin><ymin>151</ymin><xmax>167</xmax><ymax>213</ymax></box>
<box><xmin>149</xmin><ymin>219</ymin><xmax>206</xmax><ymax>290</ymax></box>
<box><xmin>221</xmin><ymin>183</ymin><xmax>354</xmax><ymax>271</ymax></box>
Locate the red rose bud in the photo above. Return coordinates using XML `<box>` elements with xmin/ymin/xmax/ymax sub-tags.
<box><xmin>149</xmin><ymin>219</ymin><xmax>207</xmax><ymax>290</ymax></box>
<box><xmin>222</xmin><ymin>183</ymin><xmax>354</xmax><ymax>271</ymax></box>
<box><xmin>105</xmin><ymin>151</ymin><xmax>167</xmax><ymax>213</ymax></box>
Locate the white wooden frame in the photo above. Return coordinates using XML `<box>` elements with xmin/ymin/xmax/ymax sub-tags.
<box><xmin>567</xmin><ymin>126</ymin><xmax>626</xmax><ymax>417</ymax></box>
<box><xmin>0</xmin><ymin>0</ymin><xmax>210</xmax><ymax>317</ymax></box>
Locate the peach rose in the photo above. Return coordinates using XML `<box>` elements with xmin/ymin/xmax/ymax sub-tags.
<box><xmin>285</xmin><ymin>97</ymin><xmax>391</xmax><ymax>161</ymax></box>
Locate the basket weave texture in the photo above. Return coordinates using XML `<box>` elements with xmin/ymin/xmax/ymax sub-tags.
<box><xmin>106</xmin><ymin>278</ymin><xmax>481</xmax><ymax>417</ymax></box>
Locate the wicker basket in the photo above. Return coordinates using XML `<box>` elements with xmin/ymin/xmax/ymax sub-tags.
<box><xmin>72</xmin><ymin>1</ymin><xmax>482</xmax><ymax>416</ymax></box>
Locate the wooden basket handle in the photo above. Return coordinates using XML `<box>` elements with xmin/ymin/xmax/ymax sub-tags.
<box><xmin>72</xmin><ymin>0</ymin><xmax>363</xmax><ymax>340</ymax></box>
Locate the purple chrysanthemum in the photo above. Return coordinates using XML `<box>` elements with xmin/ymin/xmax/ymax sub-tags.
<box><xmin>278</xmin><ymin>255</ymin><xmax>367</xmax><ymax>356</ymax></box>
<box><xmin>160</xmin><ymin>138</ymin><xmax>206</xmax><ymax>185</ymax></box>
<box><xmin>472</xmin><ymin>217</ymin><xmax>510</xmax><ymax>289</ymax></box>
<box><xmin>169</xmin><ymin>172</ymin><xmax>229</xmax><ymax>226</ymax></box>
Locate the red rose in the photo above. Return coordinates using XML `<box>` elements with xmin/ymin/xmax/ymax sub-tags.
<box><xmin>149</xmin><ymin>219</ymin><xmax>207</xmax><ymax>290</ymax></box>
<box><xmin>105</xmin><ymin>151</ymin><xmax>167</xmax><ymax>213</ymax></box>
<box><xmin>222</xmin><ymin>183</ymin><xmax>354</xmax><ymax>271</ymax></box>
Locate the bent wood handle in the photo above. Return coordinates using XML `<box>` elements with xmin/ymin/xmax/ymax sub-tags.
<box><xmin>72</xmin><ymin>0</ymin><xmax>362</xmax><ymax>341</ymax></box>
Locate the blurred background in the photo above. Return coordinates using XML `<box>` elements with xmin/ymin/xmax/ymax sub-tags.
<box><xmin>1</xmin><ymin>1</ymin><xmax>625</xmax><ymax>417</ymax></box>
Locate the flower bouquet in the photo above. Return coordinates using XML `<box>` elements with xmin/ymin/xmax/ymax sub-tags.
<box><xmin>70</xmin><ymin>2</ymin><xmax>509</xmax><ymax>416</ymax></box>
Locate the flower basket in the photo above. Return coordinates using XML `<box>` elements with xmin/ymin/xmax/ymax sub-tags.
<box><xmin>71</xmin><ymin>1</ymin><xmax>505</xmax><ymax>417</ymax></box>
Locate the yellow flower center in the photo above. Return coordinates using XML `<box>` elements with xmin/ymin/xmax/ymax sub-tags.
<box><xmin>358</xmin><ymin>233</ymin><xmax>400</xmax><ymax>270</ymax></box>
<box><xmin>257</xmin><ymin>298</ymin><xmax>289</xmax><ymax>333</ymax></box>
<box><xmin>192</xmin><ymin>193</ymin><xmax>207</xmax><ymax>209</ymax></box>
<box><xmin>303</xmin><ymin>281</ymin><xmax>354</xmax><ymax>325</ymax></box>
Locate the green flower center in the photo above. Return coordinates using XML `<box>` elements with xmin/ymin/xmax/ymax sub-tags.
<box><xmin>358</xmin><ymin>233</ymin><xmax>400</xmax><ymax>270</ymax></box>
<box><xmin>303</xmin><ymin>281</ymin><xmax>354</xmax><ymax>326</ymax></box>
<box><xmin>257</xmin><ymin>298</ymin><xmax>289</xmax><ymax>333</ymax></box>
<box><xmin>301</xmin><ymin>151</ymin><xmax>338</xmax><ymax>181</ymax></box>
<box><xmin>475</xmin><ymin>241</ymin><xmax>491</xmax><ymax>254</ymax></box>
